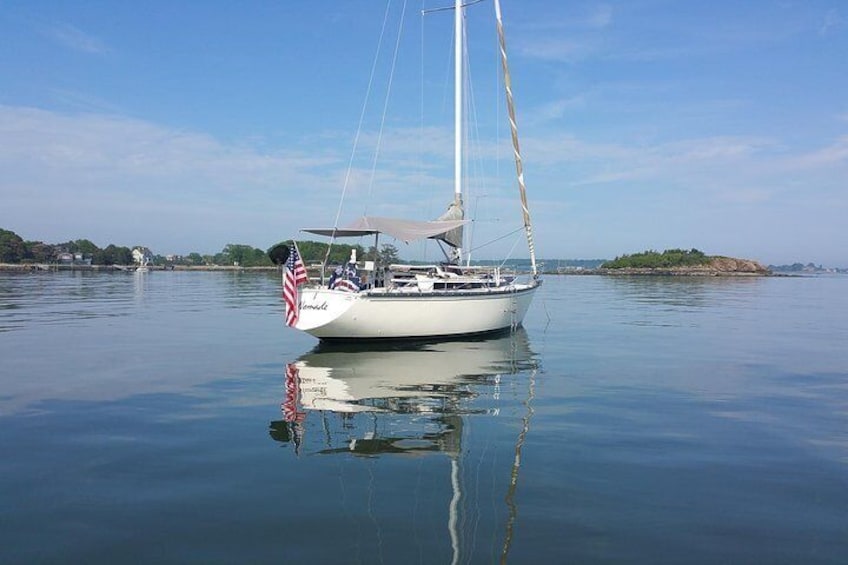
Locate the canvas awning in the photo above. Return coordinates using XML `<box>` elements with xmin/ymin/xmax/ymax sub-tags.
<box><xmin>302</xmin><ymin>216</ymin><xmax>468</xmax><ymax>247</ymax></box>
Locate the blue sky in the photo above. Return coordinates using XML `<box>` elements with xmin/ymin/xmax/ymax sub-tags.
<box><xmin>1</xmin><ymin>1</ymin><xmax>846</xmax><ymax>265</ymax></box>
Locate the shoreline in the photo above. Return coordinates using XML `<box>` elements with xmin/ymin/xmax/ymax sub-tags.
<box><xmin>0</xmin><ymin>263</ymin><xmax>279</xmax><ymax>272</ymax></box>
<box><xmin>1</xmin><ymin>263</ymin><xmax>780</xmax><ymax>276</ymax></box>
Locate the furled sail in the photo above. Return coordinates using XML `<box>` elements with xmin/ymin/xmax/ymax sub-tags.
<box><xmin>435</xmin><ymin>201</ymin><xmax>464</xmax><ymax>249</ymax></box>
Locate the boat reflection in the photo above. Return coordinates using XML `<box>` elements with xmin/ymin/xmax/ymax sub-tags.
<box><xmin>269</xmin><ymin>329</ymin><xmax>535</xmax><ymax>456</ymax></box>
<box><xmin>269</xmin><ymin>329</ymin><xmax>538</xmax><ymax>562</ymax></box>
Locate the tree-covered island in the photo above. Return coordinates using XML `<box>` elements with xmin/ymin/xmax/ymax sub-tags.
<box><xmin>600</xmin><ymin>248</ymin><xmax>770</xmax><ymax>275</ymax></box>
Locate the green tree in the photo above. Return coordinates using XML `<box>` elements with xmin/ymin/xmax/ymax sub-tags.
<box><xmin>93</xmin><ymin>244</ymin><xmax>133</xmax><ymax>265</ymax></box>
<box><xmin>57</xmin><ymin>239</ymin><xmax>100</xmax><ymax>255</ymax></box>
<box><xmin>117</xmin><ymin>246</ymin><xmax>133</xmax><ymax>265</ymax></box>
<box><xmin>186</xmin><ymin>252</ymin><xmax>204</xmax><ymax>266</ymax></box>
<box><xmin>75</xmin><ymin>239</ymin><xmax>100</xmax><ymax>256</ymax></box>
<box><xmin>55</xmin><ymin>239</ymin><xmax>101</xmax><ymax>263</ymax></box>
<box><xmin>602</xmin><ymin>248</ymin><xmax>710</xmax><ymax>269</ymax></box>
<box><xmin>0</xmin><ymin>228</ymin><xmax>26</xmax><ymax>263</ymax></box>
<box><xmin>367</xmin><ymin>243</ymin><xmax>400</xmax><ymax>265</ymax></box>
<box><xmin>222</xmin><ymin>243</ymin><xmax>249</xmax><ymax>265</ymax></box>
<box><xmin>218</xmin><ymin>243</ymin><xmax>273</xmax><ymax>267</ymax></box>
<box><xmin>24</xmin><ymin>241</ymin><xmax>57</xmax><ymax>263</ymax></box>
<box><xmin>284</xmin><ymin>240</ymin><xmax>366</xmax><ymax>265</ymax></box>
<box><xmin>246</xmin><ymin>247</ymin><xmax>272</xmax><ymax>267</ymax></box>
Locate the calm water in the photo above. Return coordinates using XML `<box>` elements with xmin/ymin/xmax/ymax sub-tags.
<box><xmin>1</xmin><ymin>271</ymin><xmax>846</xmax><ymax>564</ymax></box>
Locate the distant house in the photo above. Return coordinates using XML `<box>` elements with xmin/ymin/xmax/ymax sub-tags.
<box><xmin>56</xmin><ymin>252</ymin><xmax>92</xmax><ymax>266</ymax></box>
<box><xmin>132</xmin><ymin>247</ymin><xmax>153</xmax><ymax>267</ymax></box>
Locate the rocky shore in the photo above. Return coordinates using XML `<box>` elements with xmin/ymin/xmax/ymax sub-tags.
<box><xmin>593</xmin><ymin>257</ymin><xmax>771</xmax><ymax>276</ymax></box>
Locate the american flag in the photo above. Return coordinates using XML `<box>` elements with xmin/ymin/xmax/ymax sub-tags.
<box><xmin>329</xmin><ymin>263</ymin><xmax>361</xmax><ymax>293</ymax></box>
<box><xmin>331</xmin><ymin>277</ymin><xmax>361</xmax><ymax>293</ymax></box>
<box><xmin>282</xmin><ymin>363</ymin><xmax>306</xmax><ymax>424</ymax></box>
<box><xmin>284</xmin><ymin>244</ymin><xmax>308</xmax><ymax>326</ymax></box>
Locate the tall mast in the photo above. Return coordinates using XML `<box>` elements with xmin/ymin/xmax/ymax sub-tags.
<box><xmin>453</xmin><ymin>0</ymin><xmax>463</xmax><ymax>261</ymax></box>
<box><xmin>454</xmin><ymin>0</ymin><xmax>462</xmax><ymax>204</ymax></box>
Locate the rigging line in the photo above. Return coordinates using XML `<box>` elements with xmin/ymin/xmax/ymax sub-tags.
<box><xmin>500</xmin><ymin>368</ymin><xmax>536</xmax><ymax>564</ymax></box>
<box><xmin>467</xmin><ymin>416</ymin><xmax>487</xmax><ymax>564</ymax></box>
<box><xmin>467</xmin><ymin>195</ymin><xmax>484</xmax><ymax>265</ymax></box>
<box><xmin>364</xmin><ymin>0</ymin><xmax>409</xmax><ymax>216</ymax></box>
<box><xmin>487</xmin><ymin>373</ymin><xmax>503</xmax><ymax>564</ymax></box>
<box><xmin>413</xmin><ymin>456</ymin><xmax>427</xmax><ymax>565</ymax></box>
<box><xmin>430</xmin><ymin>4</ymin><xmax>458</xmax><ymax>261</ymax></box>
<box><xmin>419</xmin><ymin>1</ymin><xmax>433</xmax><ymax>264</ymax></box>
<box><xmin>498</xmin><ymin>234</ymin><xmax>522</xmax><ymax>272</ymax></box>
<box><xmin>465</xmin><ymin>225</ymin><xmax>524</xmax><ymax>254</ymax></box>
<box><xmin>421</xmin><ymin>0</ymin><xmax>486</xmax><ymax>15</ymax></box>
<box><xmin>365</xmin><ymin>456</ymin><xmax>385</xmax><ymax>565</ymax></box>
<box><xmin>323</xmin><ymin>0</ymin><xmax>394</xmax><ymax>275</ymax></box>
<box><xmin>419</xmin><ymin>1</ymin><xmax>457</xmax><ymax>263</ymax></box>
<box><xmin>336</xmin><ymin>445</ymin><xmax>355</xmax><ymax>561</ymax></box>
<box><xmin>463</xmin><ymin>19</ymin><xmax>505</xmax><ymax>267</ymax></box>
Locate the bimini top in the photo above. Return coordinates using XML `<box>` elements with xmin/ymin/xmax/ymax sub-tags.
<box><xmin>302</xmin><ymin>216</ymin><xmax>468</xmax><ymax>247</ymax></box>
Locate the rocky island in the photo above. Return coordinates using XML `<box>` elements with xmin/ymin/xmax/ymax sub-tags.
<box><xmin>596</xmin><ymin>249</ymin><xmax>770</xmax><ymax>276</ymax></box>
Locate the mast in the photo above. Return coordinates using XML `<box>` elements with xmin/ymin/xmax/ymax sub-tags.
<box><xmin>453</xmin><ymin>0</ymin><xmax>464</xmax><ymax>262</ymax></box>
<box><xmin>494</xmin><ymin>0</ymin><xmax>538</xmax><ymax>277</ymax></box>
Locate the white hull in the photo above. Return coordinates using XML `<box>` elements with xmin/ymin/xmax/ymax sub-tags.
<box><xmin>295</xmin><ymin>281</ymin><xmax>539</xmax><ymax>340</ymax></box>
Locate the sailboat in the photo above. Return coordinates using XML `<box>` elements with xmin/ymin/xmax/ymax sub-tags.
<box><xmin>282</xmin><ymin>0</ymin><xmax>539</xmax><ymax>340</ymax></box>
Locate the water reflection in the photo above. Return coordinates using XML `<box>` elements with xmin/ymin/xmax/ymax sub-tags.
<box><xmin>603</xmin><ymin>274</ymin><xmax>765</xmax><ymax>309</ymax></box>
<box><xmin>0</xmin><ymin>271</ymin><xmax>285</xmax><ymax>415</ymax></box>
<box><xmin>270</xmin><ymin>330</ymin><xmax>538</xmax><ymax>562</ymax></box>
<box><xmin>271</xmin><ymin>330</ymin><xmax>535</xmax><ymax>453</ymax></box>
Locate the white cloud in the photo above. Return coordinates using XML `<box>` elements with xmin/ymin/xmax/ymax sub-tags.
<box><xmin>530</xmin><ymin>96</ymin><xmax>586</xmax><ymax>122</ymax></box>
<box><xmin>519</xmin><ymin>37</ymin><xmax>600</xmax><ymax>63</ymax></box>
<box><xmin>819</xmin><ymin>9</ymin><xmax>842</xmax><ymax>36</ymax></box>
<box><xmin>0</xmin><ymin>107</ymin><xmax>494</xmax><ymax>253</ymax></box>
<box><xmin>48</xmin><ymin>88</ymin><xmax>124</xmax><ymax>114</ymax></box>
<box><xmin>586</xmin><ymin>4</ymin><xmax>613</xmax><ymax>29</ymax></box>
<box><xmin>784</xmin><ymin>135</ymin><xmax>848</xmax><ymax>168</ymax></box>
<box><xmin>2</xmin><ymin>103</ymin><xmax>846</xmax><ymax>263</ymax></box>
<box><xmin>44</xmin><ymin>23</ymin><xmax>110</xmax><ymax>54</ymax></box>
<box><xmin>0</xmin><ymin>106</ymin><xmax>346</xmax><ymax>251</ymax></box>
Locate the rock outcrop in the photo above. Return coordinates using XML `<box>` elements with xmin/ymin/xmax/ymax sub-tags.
<box><xmin>598</xmin><ymin>256</ymin><xmax>770</xmax><ymax>276</ymax></box>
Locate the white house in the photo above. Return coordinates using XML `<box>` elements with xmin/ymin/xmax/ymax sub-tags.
<box><xmin>132</xmin><ymin>247</ymin><xmax>153</xmax><ymax>267</ymax></box>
